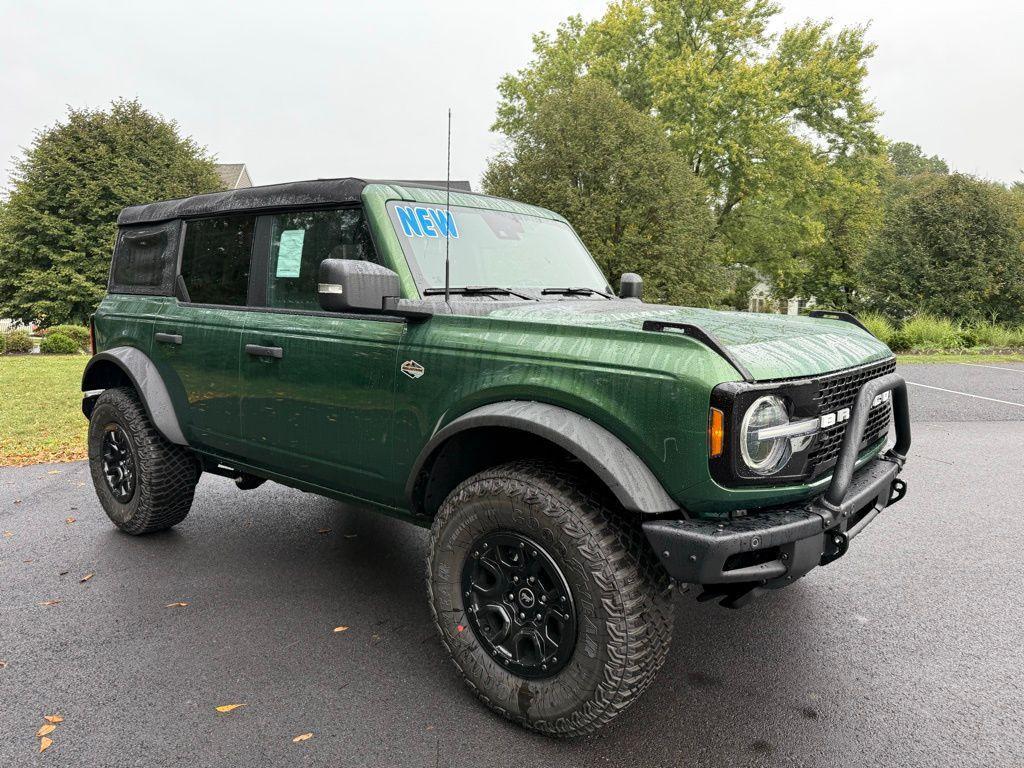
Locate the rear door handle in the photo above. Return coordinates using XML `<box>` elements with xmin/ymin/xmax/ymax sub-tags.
<box><xmin>155</xmin><ymin>332</ymin><xmax>182</xmax><ymax>345</ymax></box>
<box><xmin>245</xmin><ymin>344</ymin><xmax>283</xmax><ymax>359</ymax></box>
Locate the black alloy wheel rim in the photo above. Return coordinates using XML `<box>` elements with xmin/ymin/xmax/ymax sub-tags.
<box><xmin>460</xmin><ymin>531</ymin><xmax>577</xmax><ymax>679</ymax></box>
<box><xmin>101</xmin><ymin>424</ymin><xmax>137</xmax><ymax>503</ymax></box>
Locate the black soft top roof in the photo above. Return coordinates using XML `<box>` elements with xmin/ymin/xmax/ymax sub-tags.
<box><xmin>117</xmin><ymin>178</ymin><xmax>474</xmax><ymax>226</ymax></box>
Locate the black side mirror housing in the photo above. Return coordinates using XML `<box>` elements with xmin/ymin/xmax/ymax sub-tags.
<box><xmin>619</xmin><ymin>273</ymin><xmax>643</xmax><ymax>299</ymax></box>
<box><xmin>318</xmin><ymin>259</ymin><xmax>400</xmax><ymax>312</ymax></box>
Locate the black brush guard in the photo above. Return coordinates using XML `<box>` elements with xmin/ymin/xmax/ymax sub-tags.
<box><xmin>643</xmin><ymin>373</ymin><xmax>911</xmax><ymax>608</ymax></box>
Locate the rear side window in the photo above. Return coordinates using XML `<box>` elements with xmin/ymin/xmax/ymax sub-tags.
<box><xmin>180</xmin><ymin>215</ymin><xmax>256</xmax><ymax>306</ymax></box>
<box><xmin>261</xmin><ymin>207</ymin><xmax>377</xmax><ymax>311</ymax></box>
<box><xmin>108</xmin><ymin>222</ymin><xmax>179</xmax><ymax>295</ymax></box>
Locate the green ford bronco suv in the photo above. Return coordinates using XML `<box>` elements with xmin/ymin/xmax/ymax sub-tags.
<box><xmin>82</xmin><ymin>179</ymin><xmax>910</xmax><ymax>736</ymax></box>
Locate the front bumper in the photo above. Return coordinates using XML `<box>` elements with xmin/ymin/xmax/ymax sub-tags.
<box><xmin>643</xmin><ymin>373</ymin><xmax>911</xmax><ymax>607</ymax></box>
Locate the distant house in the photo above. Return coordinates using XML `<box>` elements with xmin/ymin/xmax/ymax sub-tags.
<box><xmin>215</xmin><ymin>163</ymin><xmax>253</xmax><ymax>190</ymax></box>
<box><xmin>748</xmin><ymin>280</ymin><xmax>815</xmax><ymax>315</ymax></box>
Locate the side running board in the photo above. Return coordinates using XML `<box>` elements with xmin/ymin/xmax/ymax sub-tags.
<box><xmin>641</xmin><ymin>321</ymin><xmax>754</xmax><ymax>382</ymax></box>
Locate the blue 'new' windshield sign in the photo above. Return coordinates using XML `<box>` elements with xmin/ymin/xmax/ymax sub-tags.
<box><xmin>396</xmin><ymin>206</ymin><xmax>459</xmax><ymax>239</ymax></box>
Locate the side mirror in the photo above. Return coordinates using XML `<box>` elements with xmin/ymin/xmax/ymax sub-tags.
<box><xmin>619</xmin><ymin>273</ymin><xmax>643</xmax><ymax>300</ymax></box>
<box><xmin>318</xmin><ymin>259</ymin><xmax>400</xmax><ymax>313</ymax></box>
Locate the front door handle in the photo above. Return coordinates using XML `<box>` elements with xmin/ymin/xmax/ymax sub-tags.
<box><xmin>155</xmin><ymin>332</ymin><xmax>182</xmax><ymax>345</ymax></box>
<box><xmin>245</xmin><ymin>344</ymin><xmax>283</xmax><ymax>359</ymax></box>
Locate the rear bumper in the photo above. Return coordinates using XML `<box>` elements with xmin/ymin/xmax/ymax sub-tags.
<box><xmin>644</xmin><ymin>373</ymin><xmax>911</xmax><ymax>605</ymax></box>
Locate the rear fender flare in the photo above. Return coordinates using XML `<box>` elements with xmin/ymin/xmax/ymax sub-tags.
<box><xmin>81</xmin><ymin>347</ymin><xmax>187</xmax><ymax>446</ymax></box>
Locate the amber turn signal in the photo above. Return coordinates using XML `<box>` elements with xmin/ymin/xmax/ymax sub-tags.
<box><xmin>708</xmin><ymin>407</ymin><xmax>725</xmax><ymax>458</ymax></box>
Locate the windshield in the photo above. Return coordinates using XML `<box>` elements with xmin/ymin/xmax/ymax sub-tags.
<box><xmin>386</xmin><ymin>201</ymin><xmax>610</xmax><ymax>295</ymax></box>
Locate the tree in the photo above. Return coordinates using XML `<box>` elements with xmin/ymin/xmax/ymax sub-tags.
<box><xmin>888</xmin><ymin>141</ymin><xmax>949</xmax><ymax>177</ymax></box>
<box><xmin>0</xmin><ymin>99</ymin><xmax>223</xmax><ymax>325</ymax></box>
<box><xmin>484</xmin><ymin>78</ymin><xmax>723</xmax><ymax>306</ymax></box>
<box><xmin>493</xmin><ymin>0</ymin><xmax>886</xmax><ymax>289</ymax></box>
<box><xmin>860</xmin><ymin>174</ymin><xmax>1024</xmax><ymax>322</ymax></box>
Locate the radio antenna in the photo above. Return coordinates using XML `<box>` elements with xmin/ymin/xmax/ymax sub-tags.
<box><xmin>444</xmin><ymin>107</ymin><xmax>452</xmax><ymax>305</ymax></box>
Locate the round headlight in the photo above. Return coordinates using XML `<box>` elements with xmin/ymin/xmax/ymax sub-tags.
<box><xmin>740</xmin><ymin>395</ymin><xmax>793</xmax><ymax>475</ymax></box>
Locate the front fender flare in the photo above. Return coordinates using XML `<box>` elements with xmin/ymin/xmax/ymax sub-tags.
<box><xmin>81</xmin><ymin>347</ymin><xmax>187</xmax><ymax>446</ymax></box>
<box><xmin>407</xmin><ymin>401</ymin><xmax>680</xmax><ymax>514</ymax></box>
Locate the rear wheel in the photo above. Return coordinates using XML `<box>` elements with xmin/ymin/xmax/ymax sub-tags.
<box><xmin>88</xmin><ymin>387</ymin><xmax>200</xmax><ymax>534</ymax></box>
<box><xmin>427</xmin><ymin>461</ymin><xmax>674</xmax><ymax>737</ymax></box>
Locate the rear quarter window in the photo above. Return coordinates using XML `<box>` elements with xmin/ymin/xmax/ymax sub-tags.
<box><xmin>108</xmin><ymin>222</ymin><xmax>180</xmax><ymax>295</ymax></box>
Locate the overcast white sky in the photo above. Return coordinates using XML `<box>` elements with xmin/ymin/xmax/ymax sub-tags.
<box><xmin>1</xmin><ymin>0</ymin><xmax>1021</xmax><ymax>193</ymax></box>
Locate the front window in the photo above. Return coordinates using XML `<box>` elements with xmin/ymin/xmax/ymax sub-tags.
<box><xmin>261</xmin><ymin>207</ymin><xmax>377</xmax><ymax>312</ymax></box>
<box><xmin>386</xmin><ymin>202</ymin><xmax>610</xmax><ymax>295</ymax></box>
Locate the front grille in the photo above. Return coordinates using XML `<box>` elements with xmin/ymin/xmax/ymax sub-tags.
<box><xmin>806</xmin><ymin>358</ymin><xmax>896</xmax><ymax>478</ymax></box>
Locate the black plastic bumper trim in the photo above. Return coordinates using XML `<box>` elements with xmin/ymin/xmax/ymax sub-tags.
<box><xmin>644</xmin><ymin>456</ymin><xmax>904</xmax><ymax>585</ymax></box>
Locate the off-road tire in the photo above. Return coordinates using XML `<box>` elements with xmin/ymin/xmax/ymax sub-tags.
<box><xmin>88</xmin><ymin>387</ymin><xmax>200</xmax><ymax>535</ymax></box>
<box><xmin>427</xmin><ymin>461</ymin><xmax>675</xmax><ymax>737</ymax></box>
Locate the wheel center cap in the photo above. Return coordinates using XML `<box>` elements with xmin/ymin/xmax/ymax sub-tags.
<box><xmin>518</xmin><ymin>587</ymin><xmax>535</xmax><ymax>608</ymax></box>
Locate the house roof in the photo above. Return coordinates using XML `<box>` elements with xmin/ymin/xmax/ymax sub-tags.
<box><xmin>214</xmin><ymin>163</ymin><xmax>249</xmax><ymax>189</ymax></box>
<box><xmin>118</xmin><ymin>178</ymin><xmax>477</xmax><ymax>226</ymax></box>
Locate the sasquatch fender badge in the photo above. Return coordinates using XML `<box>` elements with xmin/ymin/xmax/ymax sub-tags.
<box><xmin>401</xmin><ymin>360</ymin><xmax>425</xmax><ymax>379</ymax></box>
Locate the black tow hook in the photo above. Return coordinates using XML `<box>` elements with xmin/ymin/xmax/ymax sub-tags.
<box><xmin>821</xmin><ymin>530</ymin><xmax>849</xmax><ymax>566</ymax></box>
<box><xmin>889</xmin><ymin>478</ymin><xmax>908</xmax><ymax>506</ymax></box>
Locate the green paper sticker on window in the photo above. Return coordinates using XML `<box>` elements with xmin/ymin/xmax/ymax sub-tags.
<box><xmin>276</xmin><ymin>229</ymin><xmax>305</xmax><ymax>278</ymax></box>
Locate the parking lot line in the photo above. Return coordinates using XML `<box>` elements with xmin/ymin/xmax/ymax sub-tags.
<box><xmin>905</xmin><ymin>381</ymin><xmax>1024</xmax><ymax>408</ymax></box>
<box><xmin>955</xmin><ymin>362</ymin><xmax>1024</xmax><ymax>374</ymax></box>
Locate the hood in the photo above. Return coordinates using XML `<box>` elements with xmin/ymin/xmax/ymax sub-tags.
<box><xmin>478</xmin><ymin>301</ymin><xmax>893</xmax><ymax>381</ymax></box>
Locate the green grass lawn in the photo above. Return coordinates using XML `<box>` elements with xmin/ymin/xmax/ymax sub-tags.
<box><xmin>0</xmin><ymin>354</ymin><xmax>89</xmax><ymax>466</ymax></box>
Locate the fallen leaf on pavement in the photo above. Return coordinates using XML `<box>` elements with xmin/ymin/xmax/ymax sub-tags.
<box><xmin>39</xmin><ymin>736</ymin><xmax>53</xmax><ymax>753</ymax></box>
<box><xmin>215</xmin><ymin>704</ymin><xmax>244</xmax><ymax>713</ymax></box>
<box><xmin>2</xmin><ymin>531</ymin><xmax>12</xmax><ymax>538</ymax></box>
<box><xmin>292</xmin><ymin>733</ymin><xmax>313</xmax><ymax>743</ymax></box>
<box><xmin>333</xmin><ymin>626</ymin><xmax>349</xmax><ymax>633</ymax></box>
<box><xmin>36</xmin><ymin>724</ymin><xmax>56</xmax><ymax>737</ymax></box>
<box><xmin>65</xmin><ymin>517</ymin><xmax>76</xmax><ymax>525</ymax></box>
<box><xmin>48</xmin><ymin>470</ymin><xmax>61</xmax><ymax>475</ymax></box>
<box><xmin>317</xmin><ymin>528</ymin><xmax>331</xmax><ymax>534</ymax></box>
<box><xmin>44</xmin><ymin>715</ymin><xmax>63</xmax><ymax>724</ymax></box>
<box><xmin>13</xmin><ymin>499</ymin><xmax>20</xmax><ymax>504</ymax></box>
<box><xmin>80</xmin><ymin>573</ymin><xmax>94</xmax><ymax>583</ymax></box>
<box><xmin>39</xmin><ymin>600</ymin><xmax>60</xmax><ymax>607</ymax></box>
<box><xmin>165</xmin><ymin>602</ymin><xmax>189</xmax><ymax>608</ymax></box>
<box><xmin>0</xmin><ymin>660</ymin><xmax>7</xmax><ymax>669</ymax></box>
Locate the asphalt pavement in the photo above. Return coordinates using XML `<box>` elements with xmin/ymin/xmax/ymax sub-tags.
<box><xmin>2</xmin><ymin>362</ymin><xmax>1023</xmax><ymax>767</ymax></box>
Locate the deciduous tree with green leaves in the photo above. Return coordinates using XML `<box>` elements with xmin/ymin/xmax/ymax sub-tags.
<box><xmin>888</xmin><ymin>141</ymin><xmax>950</xmax><ymax>177</ymax></box>
<box><xmin>861</xmin><ymin>174</ymin><xmax>1024</xmax><ymax>323</ymax></box>
<box><xmin>484</xmin><ymin>78</ymin><xmax>723</xmax><ymax>306</ymax></box>
<box><xmin>492</xmin><ymin>0</ymin><xmax>887</xmax><ymax>297</ymax></box>
<box><xmin>0</xmin><ymin>99</ymin><xmax>223</xmax><ymax>325</ymax></box>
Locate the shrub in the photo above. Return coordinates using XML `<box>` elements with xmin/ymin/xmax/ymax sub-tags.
<box><xmin>39</xmin><ymin>332</ymin><xmax>81</xmax><ymax>354</ymax></box>
<box><xmin>42</xmin><ymin>324</ymin><xmax>90</xmax><ymax>349</ymax></box>
<box><xmin>4</xmin><ymin>329</ymin><xmax>34</xmax><ymax>353</ymax></box>
<box><xmin>859</xmin><ymin>313</ymin><xmax>897</xmax><ymax>346</ymax></box>
<box><xmin>897</xmin><ymin>314</ymin><xmax>966</xmax><ymax>351</ymax></box>
<box><xmin>964</xmin><ymin>320</ymin><xmax>1024</xmax><ymax>349</ymax></box>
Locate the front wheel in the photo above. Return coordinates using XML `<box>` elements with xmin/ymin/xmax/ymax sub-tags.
<box><xmin>427</xmin><ymin>461</ymin><xmax>675</xmax><ymax>737</ymax></box>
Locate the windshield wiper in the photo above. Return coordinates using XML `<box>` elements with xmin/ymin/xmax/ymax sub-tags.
<box><xmin>541</xmin><ymin>287</ymin><xmax>613</xmax><ymax>299</ymax></box>
<box><xmin>424</xmin><ymin>286</ymin><xmax>538</xmax><ymax>301</ymax></box>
